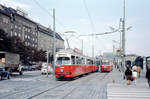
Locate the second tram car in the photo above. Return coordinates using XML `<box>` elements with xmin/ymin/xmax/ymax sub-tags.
<box><xmin>101</xmin><ymin>59</ymin><xmax>113</xmax><ymax>72</ymax></box>
<box><xmin>55</xmin><ymin>49</ymin><xmax>98</xmax><ymax>79</ymax></box>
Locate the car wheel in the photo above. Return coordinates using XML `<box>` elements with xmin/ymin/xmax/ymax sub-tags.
<box><xmin>7</xmin><ymin>74</ymin><xmax>10</xmax><ymax>79</ymax></box>
<box><xmin>19</xmin><ymin>71</ymin><xmax>23</xmax><ymax>75</ymax></box>
<box><xmin>0</xmin><ymin>76</ymin><xmax>2</xmax><ymax>80</ymax></box>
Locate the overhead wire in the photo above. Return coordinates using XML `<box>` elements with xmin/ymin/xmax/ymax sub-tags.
<box><xmin>32</xmin><ymin>0</ymin><xmax>65</xmax><ymax>29</ymax></box>
<box><xmin>79</xmin><ymin>30</ymin><xmax>119</xmax><ymax>36</ymax></box>
<box><xmin>82</xmin><ymin>0</ymin><xmax>96</xmax><ymax>57</ymax></box>
<box><xmin>82</xmin><ymin>0</ymin><xmax>95</xmax><ymax>32</ymax></box>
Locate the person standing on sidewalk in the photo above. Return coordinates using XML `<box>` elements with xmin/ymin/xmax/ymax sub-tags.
<box><xmin>137</xmin><ymin>66</ymin><xmax>141</xmax><ymax>78</ymax></box>
<box><xmin>132</xmin><ymin>64</ymin><xmax>137</xmax><ymax>71</ymax></box>
<box><xmin>132</xmin><ymin>69</ymin><xmax>137</xmax><ymax>85</ymax></box>
<box><xmin>125</xmin><ymin>67</ymin><xmax>132</xmax><ymax>85</ymax></box>
<box><xmin>146</xmin><ymin>66</ymin><xmax>150</xmax><ymax>88</ymax></box>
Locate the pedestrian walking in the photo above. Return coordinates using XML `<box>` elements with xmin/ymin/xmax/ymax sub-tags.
<box><xmin>137</xmin><ymin>66</ymin><xmax>141</xmax><ymax>78</ymax></box>
<box><xmin>132</xmin><ymin>69</ymin><xmax>137</xmax><ymax>85</ymax></box>
<box><xmin>146</xmin><ymin>66</ymin><xmax>150</xmax><ymax>88</ymax></box>
<box><xmin>132</xmin><ymin>64</ymin><xmax>137</xmax><ymax>71</ymax></box>
<box><xmin>125</xmin><ymin>67</ymin><xmax>132</xmax><ymax>85</ymax></box>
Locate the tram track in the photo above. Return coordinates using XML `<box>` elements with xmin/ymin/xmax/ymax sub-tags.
<box><xmin>62</xmin><ymin>72</ymin><xmax>109</xmax><ymax>99</ymax></box>
<box><xmin>28</xmin><ymin>72</ymin><xmax>109</xmax><ymax>99</ymax></box>
<box><xmin>0</xmin><ymin>77</ymin><xmax>69</xmax><ymax>99</ymax></box>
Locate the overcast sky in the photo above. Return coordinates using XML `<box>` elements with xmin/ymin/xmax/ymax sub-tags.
<box><xmin>0</xmin><ymin>0</ymin><xmax>150</xmax><ymax>57</ymax></box>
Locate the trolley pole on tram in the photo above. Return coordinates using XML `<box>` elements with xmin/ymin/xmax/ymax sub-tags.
<box><xmin>53</xmin><ymin>8</ymin><xmax>56</xmax><ymax>76</ymax></box>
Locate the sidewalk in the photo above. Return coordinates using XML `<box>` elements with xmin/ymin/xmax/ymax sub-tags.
<box><xmin>107</xmin><ymin>68</ymin><xmax>150</xmax><ymax>99</ymax></box>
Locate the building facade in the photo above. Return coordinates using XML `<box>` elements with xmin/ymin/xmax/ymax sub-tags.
<box><xmin>37</xmin><ymin>24</ymin><xmax>64</xmax><ymax>55</ymax></box>
<box><xmin>0</xmin><ymin>5</ymin><xmax>11</xmax><ymax>36</ymax></box>
<box><xmin>0</xmin><ymin>4</ymin><xmax>64</xmax><ymax>54</ymax></box>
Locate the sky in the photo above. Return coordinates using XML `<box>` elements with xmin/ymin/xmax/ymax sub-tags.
<box><xmin>0</xmin><ymin>0</ymin><xmax>150</xmax><ymax>57</ymax></box>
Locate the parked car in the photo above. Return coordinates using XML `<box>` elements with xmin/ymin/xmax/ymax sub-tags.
<box><xmin>0</xmin><ymin>66</ymin><xmax>10</xmax><ymax>80</ymax></box>
<box><xmin>41</xmin><ymin>64</ymin><xmax>53</xmax><ymax>75</ymax></box>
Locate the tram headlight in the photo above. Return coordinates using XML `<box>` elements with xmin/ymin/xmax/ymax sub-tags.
<box><xmin>60</xmin><ymin>69</ymin><xmax>64</xmax><ymax>72</ymax></box>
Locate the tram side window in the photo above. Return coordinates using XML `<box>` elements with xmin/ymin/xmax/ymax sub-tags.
<box><xmin>87</xmin><ymin>59</ymin><xmax>91</xmax><ymax>65</ymax></box>
<box><xmin>78</xmin><ymin>57</ymin><xmax>81</xmax><ymax>64</ymax></box>
<box><xmin>91</xmin><ymin>60</ymin><xmax>94</xmax><ymax>65</ymax></box>
<box><xmin>81</xmin><ymin>58</ymin><xmax>85</xmax><ymax>64</ymax></box>
<box><xmin>90</xmin><ymin>60</ymin><xmax>93</xmax><ymax>65</ymax></box>
<box><xmin>76</xmin><ymin>57</ymin><xmax>81</xmax><ymax>64</ymax></box>
<box><xmin>71</xmin><ymin>56</ymin><xmax>75</xmax><ymax>64</ymax></box>
<box><xmin>76</xmin><ymin>57</ymin><xmax>78</xmax><ymax>64</ymax></box>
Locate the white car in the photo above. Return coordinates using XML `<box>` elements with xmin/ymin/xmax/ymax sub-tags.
<box><xmin>41</xmin><ymin>66</ymin><xmax>53</xmax><ymax>75</ymax></box>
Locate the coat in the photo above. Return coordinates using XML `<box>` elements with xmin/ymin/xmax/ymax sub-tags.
<box><xmin>146</xmin><ymin>69</ymin><xmax>150</xmax><ymax>79</ymax></box>
<box><xmin>125</xmin><ymin>68</ymin><xmax>132</xmax><ymax>76</ymax></box>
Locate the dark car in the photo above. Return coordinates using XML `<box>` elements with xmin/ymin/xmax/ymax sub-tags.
<box><xmin>0</xmin><ymin>66</ymin><xmax>10</xmax><ymax>80</ymax></box>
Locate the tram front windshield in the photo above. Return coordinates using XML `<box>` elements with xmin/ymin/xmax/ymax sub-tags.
<box><xmin>56</xmin><ymin>57</ymin><xmax>70</xmax><ymax>66</ymax></box>
<box><xmin>102</xmin><ymin>62</ymin><xmax>110</xmax><ymax>66</ymax></box>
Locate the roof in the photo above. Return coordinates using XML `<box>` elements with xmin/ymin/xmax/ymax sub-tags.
<box><xmin>0</xmin><ymin>4</ymin><xmax>64</xmax><ymax>41</ymax></box>
<box><xmin>37</xmin><ymin>25</ymin><xmax>64</xmax><ymax>41</ymax></box>
<box><xmin>0</xmin><ymin>4</ymin><xmax>36</xmax><ymax>25</ymax></box>
<box><xmin>0</xmin><ymin>4</ymin><xmax>11</xmax><ymax>17</ymax></box>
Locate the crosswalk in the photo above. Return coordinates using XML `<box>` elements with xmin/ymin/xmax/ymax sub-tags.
<box><xmin>107</xmin><ymin>83</ymin><xmax>150</xmax><ymax>99</ymax></box>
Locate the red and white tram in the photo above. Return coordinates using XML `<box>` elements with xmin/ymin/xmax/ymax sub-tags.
<box><xmin>55</xmin><ymin>49</ymin><xmax>98</xmax><ymax>79</ymax></box>
<box><xmin>101</xmin><ymin>59</ymin><xmax>113</xmax><ymax>72</ymax></box>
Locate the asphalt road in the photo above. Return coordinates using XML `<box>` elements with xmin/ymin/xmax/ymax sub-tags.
<box><xmin>0</xmin><ymin>71</ymin><xmax>114</xmax><ymax>99</ymax></box>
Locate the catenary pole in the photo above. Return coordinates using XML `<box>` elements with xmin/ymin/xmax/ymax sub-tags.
<box><xmin>122</xmin><ymin>0</ymin><xmax>126</xmax><ymax>71</ymax></box>
<box><xmin>53</xmin><ymin>8</ymin><xmax>56</xmax><ymax>76</ymax></box>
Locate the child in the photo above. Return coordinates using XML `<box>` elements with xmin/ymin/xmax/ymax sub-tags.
<box><xmin>132</xmin><ymin>69</ymin><xmax>138</xmax><ymax>85</ymax></box>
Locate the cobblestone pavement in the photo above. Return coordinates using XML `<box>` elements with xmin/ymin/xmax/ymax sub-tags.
<box><xmin>0</xmin><ymin>70</ymin><xmax>115</xmax><ymax>99</ymax></box>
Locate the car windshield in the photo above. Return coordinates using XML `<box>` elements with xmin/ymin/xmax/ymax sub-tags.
<box><xmin>0</xmin><ymin>67</ymin><xmax>4</xmax><ymax>72</ymax></box>
<box><xmin>56</xmin><ymin>57</ymin><xmax>70</xmax><ymax>66</ymax></box>
<box><xmin>102</xmin><ymin>62</ymin><xmax>110</xmax><ymax>66</ymax></box>
<box><xmin>42</xmin><ymin>66</ymin><xmax>49</xmax><ymax>69</ymax></box>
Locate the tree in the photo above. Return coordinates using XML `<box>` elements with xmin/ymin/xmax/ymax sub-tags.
<box><xmin>0</xmin><ymin>28</ymin><xmax>47</xmax><ymax>64</ymax></box>
<box><xmin>0</xmin><ymin>29</ymin><xmax>12</xmax><ymax>51</ymax></box>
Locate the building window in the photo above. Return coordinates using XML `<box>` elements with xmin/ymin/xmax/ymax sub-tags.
<box><xmin>3</xmin><ymin>18</ymin><xmax>5</xmax><ymax>23</ymax></box>
<box><xmin>25</xmin><ymin>42</ymin><xmax>27</xmax><ymax>45</ymax></box>
<box><xmin>28</xmin><ymin>29</ymin><xmax>31</xmax><ymax>32</ymax></box>
<box><xmin>25</xmin><ymin>35</ymin><xmax>27</xmax><ymax>39</ymax></box>
<box><xmin>26</xmin><ymin>28</ymin><xmax>28</xmax><ymax>31</ymax></box>
<box><xmin>14</xmin><ymin>32</ymin><xmax>17</xmax><ymax>36</ymax></box>
<box><xmin>3</xmin><ymin>18</ymin><xmax>8</xmax><ymax>23</ymax></box>
<box><xmin>10</xmin><ymin>31</ymin><xmax>13</xmax><ymax>36</ymax></box>
<box><xmin>11</xmin><ymin>25</ymin><xmax>13</xmax><ymax>29</ymax></box>
<box><xmin>15</xmin><ymin>25</ymin><xmax>17</xmax><ymax>29</ymax></box>
<box><xmin>18</xmin><ymin>33</ymin><xmax>21</xmax><ymax>37</ymax></box>
<box><xmin>19</xmin><ymin>26</ymin><xmax>21</xmax><ymax>30</ymax></box>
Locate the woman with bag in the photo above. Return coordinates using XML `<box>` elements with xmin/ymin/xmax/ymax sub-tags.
<box><xmin>125</xmin><ymin>67</ymin><xmax>132</xmax><ymax>85</ymax></box>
